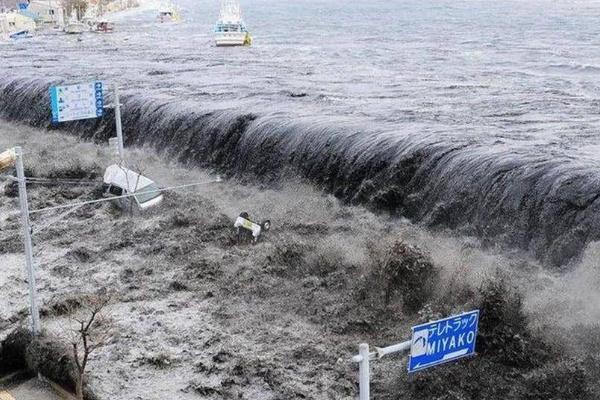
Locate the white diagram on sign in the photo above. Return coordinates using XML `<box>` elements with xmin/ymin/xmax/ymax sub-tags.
<box><xmin>411</xmin><ymin>329</ymin><xmax>428</xmax><ymax>357</ymax></box>
<box><xmin>51</xmin><ymin>81</ymin><xmax>104</xmax><ymax>123</ymax></box>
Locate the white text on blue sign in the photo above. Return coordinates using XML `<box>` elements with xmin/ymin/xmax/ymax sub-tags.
<box><xmin>408</xmin><ymin>310</ymin><xmax>479</xmax><ymax>373</ymax></box>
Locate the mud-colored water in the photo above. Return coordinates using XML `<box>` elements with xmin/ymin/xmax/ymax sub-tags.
<box><xmin>1</xmin><ymin>121</ymin><xmax>599</xmax><ymax>399</ymax></box>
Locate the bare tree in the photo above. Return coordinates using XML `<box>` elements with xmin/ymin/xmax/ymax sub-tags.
<box><xmin>66</xmin><ymin>295</ymin><xmax>113</xmax><ymax>400</ymax></box>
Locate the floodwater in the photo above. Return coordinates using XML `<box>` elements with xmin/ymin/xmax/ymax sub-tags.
<box><xmin>2</xmin><ymin>4</ymin><xmax>600</xmax><ymax>395</ymax></box>
<box><xmin>0</xmin><ymin>380</ymin><xmax>61</xmax><ymax>400</ymax></box>
<box><xmin>2</xmin><ymin>0</ymin><xmax>600</xmax><ymax>265</ymax></box>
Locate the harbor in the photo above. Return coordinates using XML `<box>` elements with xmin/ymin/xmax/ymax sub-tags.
<box><xmin>0</xmin><ymin>0</ymin><xmax>170</xmax><ymax>38</ymax></box>
<box><xmin>0</xmin><ymin>0</ymin><xmax>251</xmax><ymax>45</ymax></box>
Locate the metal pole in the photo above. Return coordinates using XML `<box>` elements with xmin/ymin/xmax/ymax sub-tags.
<box><xmin>375</xmin><ymin>340</ymin><xmax>411</xmax><ymax>359</ymax></box>
<box><xmin>359</xmin><ymin>343</ymin><xmax>370</xmax><ymax>400</ymax></box>
<box><xmin>14</xmin><ymin>146</ymin><xmax>41</xmax><ymax>335</ymax></box>
<box><xmin>114</xmin><ymin>83</ymin><xmax>124</xmax><ymax>162</ymax></box>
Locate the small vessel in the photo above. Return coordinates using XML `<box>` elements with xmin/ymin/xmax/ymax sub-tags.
<box><xmin>64</xmin><ymin>10</ymin><xmax>87</xmax><ymax>34</ymax></box>
<box><xmin>9</xmin><ymin>30</ymin><xmax>34</xmax><ymax>39</ymax></box>
<box><xmin>92</xmin><ymin>20</ymin><xmax>114</xmax><ymax>33</ymax></box>
<box><xmin>80</xmin><ymin>4</ymin><xmax>113</xmax><ymax>33</ymax></box>
<box><xmin>157</xmin><ymin>1</ymin><xmax>181</xmax><ymax>23</ymax></box>
<box><xmin>214</xmin><ymin>0</ymin><xmax>252</xmax><ymax>47</ymax></box>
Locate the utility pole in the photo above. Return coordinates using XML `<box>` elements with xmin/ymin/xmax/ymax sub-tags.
<box><xmin>14</xmin><ymin>146</ymin><xmax>41</xmax><ymax>335</ymax></box>
<box><xmin>113</xmin><ymin>83</ymin><xmax>125</xmax><ymax>162</ymax></box>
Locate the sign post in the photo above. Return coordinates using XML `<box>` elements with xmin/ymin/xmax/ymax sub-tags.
<box><xmin>408</xmin><ymin>310</ymin><xmax>479</xmax><ymax>373</ymax></box>
<box><xmin>49</xmin><ymin>81</ymin><xmax>126</xmax><ymax>163</ymax></box>
<box><xmin>113</xmin><ymin>83</ymin><xmax>124</xmax><ymax>161</ymax></box>
<box><xmin>352</xmin><ymin>310</ymin><xmax>479</xmax><ymax>399</ymax></box>
<box><xmin>14</xmin><ymin>146</ymin><xmax>41</xmax><ymax>335</ymax></box>
<box><xmin>358</xmin><ymin>343</ymin><xmax>369</xmax><ymax>400</ymax></box>
<box><xmin>50</xmin><ymin>81</ymin><xmax>104</xmax><ymax>124</ymax></box>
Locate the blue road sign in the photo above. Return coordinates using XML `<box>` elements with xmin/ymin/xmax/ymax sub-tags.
<box><xmin>50</xmin><ymin>81</ymin><xmax>104</xmax><ymax>123</ymax></box>
<box><xmin>408</xmin><ymin>310</ymin><xmax>479</xmax><ymax>373</ymax></box>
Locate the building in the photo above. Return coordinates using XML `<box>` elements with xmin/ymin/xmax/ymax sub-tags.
<box><xmin>0</xmin><ymin>13</ymin><xmax>8</xmax><ymax>39</ymax></box>
<box><xmin>27</xmin><ymin>0</ymin><xmax>64</xmax><ymax>26</ymax></box>
<box><xmin>1</xmin><ymin>11</ymin><xmax>36</xmax><ymax>34</ymax></box>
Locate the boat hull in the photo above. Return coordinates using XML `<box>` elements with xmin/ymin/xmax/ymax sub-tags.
<box><xmin>64</xmin><ymin>23</ymin><xmax>87</xmax><ymax>34</ymax></box>
<box><xmin>9</xmin><ymin>30</ymin><xmax>33</xmax><ymax>39</ymax></box>
<box><xmin>215</xmin><ymin>32</ymin><xmax>249</xmax><ymax>46</ymax></box>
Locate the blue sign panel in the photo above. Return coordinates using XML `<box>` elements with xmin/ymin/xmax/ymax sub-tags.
<box><xmin>50</xmin><ymin>81</ymin><xmax>104</xmax><ymax>124</ymax></box>
<box><xmin>408</xmin><ymin>310</ymin><xmax>479</xmax><ymax>373</ymax></box>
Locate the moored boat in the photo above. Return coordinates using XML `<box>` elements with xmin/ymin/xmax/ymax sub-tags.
<box><xmin>92</xmin><ymin>20</ymin><xmax>114</xmax><ymax>33</ymax></box>
<box><xmin>64</xmin><ymin>10</ymin><xmax>87</xmax><ymax>34</ymax></box>
<box><xmin>214</xmin><ymin>0</ymin><xmax>252</xmax><ymax>47</ymax></box>
<box><xmin>157</xmin><ymin>1</ymin><xmax>181</xmax><ymax>23</ymax></box>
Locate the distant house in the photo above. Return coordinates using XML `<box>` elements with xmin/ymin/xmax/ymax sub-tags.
<box><xmin>0</xmin><ymin>14</ymin><xmax>8</xmax><ymax>39</ymax></box>
<box><xmin>2</xmin><ymin>11</ymin><xmax>36</xmax><ymax>34</ymax></box>
<box><xmin>28</xmin><ymin>0</ymin><xmax>64</xmax><ymax>26</ymax></box>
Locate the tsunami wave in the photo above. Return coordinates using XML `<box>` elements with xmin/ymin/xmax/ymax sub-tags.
<box><xmin>1</xmin><ymin>77</ymin><xmax>599</xmax><ymax>267</ymax></box>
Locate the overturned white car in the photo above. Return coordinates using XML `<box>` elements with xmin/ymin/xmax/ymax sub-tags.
<box><xmin>103</xmin><ymin>164</ymin><xmax>163</xmax><ymax>210</ymax></box>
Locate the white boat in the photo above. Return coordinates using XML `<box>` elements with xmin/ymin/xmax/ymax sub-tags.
<box><xmin>157</xmin><ymin>1</ymin><xmax>181</xmax><ymax>23</ymax></box>
<box><xmin>81</xmin><ymin>5</ymin><xmax>114</xmax><ymax>33</ymax></box>
<box><xmin>64</xmin><ymin>10</ymin><xmax>87</xmax><ymax>34</ymax></box>
<box><xmin>214</xmin><ymin>0</ymin><xmax>251</xmax><ymax>46</ymax></box>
